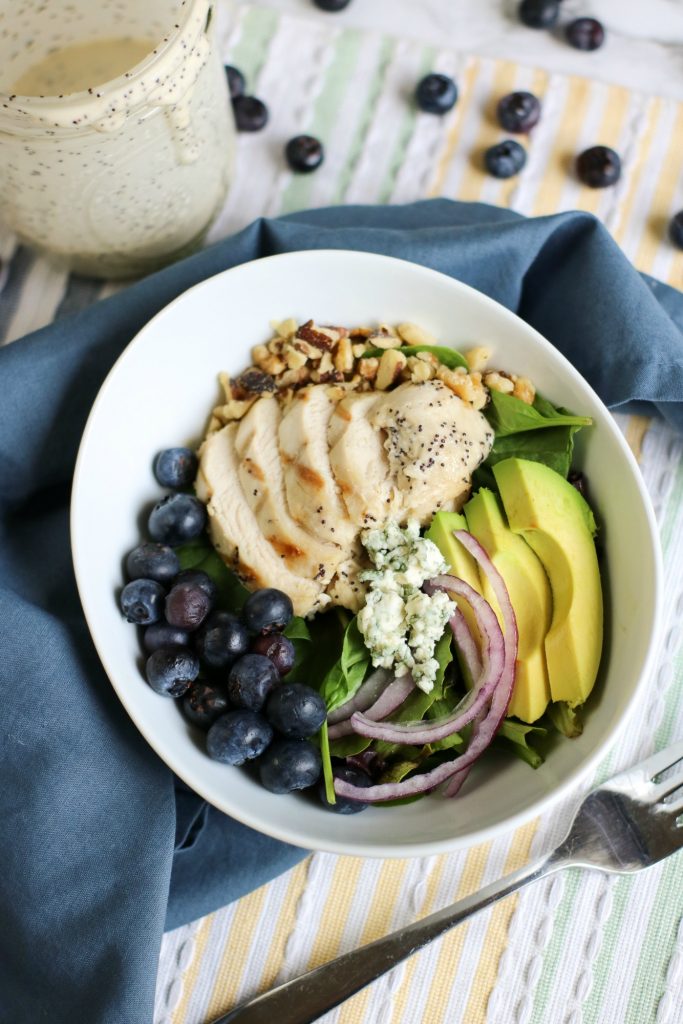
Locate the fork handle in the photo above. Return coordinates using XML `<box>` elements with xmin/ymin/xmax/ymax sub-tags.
<box><xmin>212</xmin><ymin>851</ymin><xmax>565</xmax><ymax>1024</ymax></box>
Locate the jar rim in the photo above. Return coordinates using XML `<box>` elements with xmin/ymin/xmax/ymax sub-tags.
<box><xmin>0</xmin><ymin>0</ymin><xmax>211</xmax><ymax>130</ymax></box>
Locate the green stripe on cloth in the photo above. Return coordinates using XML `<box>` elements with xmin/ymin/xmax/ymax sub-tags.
<box><xmin>331</xmin><ymin>35</ymin><xmax>395</xmax><ymax>204</ymax></box>
<box><xmin>376</xmin><ymin>43</ymin><xmax>436</xmax><ymax>204</ymax></box>
<box><xmin>279</xmin><ymin>28</ymin><xmax>365</xmax><ymax>215</ymax></box>
<box><xmin>578</xmin><ymin>876</ymin><xmax>636</xmax><ymax>1023</ymax></box>
<box><xmin>227</xmin><ymin>6</ymin><xmax>280</xmax><ymax>87</ymax></box>
<box><xmin>527</xmin><ymin>871</ymin><xmax>583</xmax><ymax>1024</ymax></box>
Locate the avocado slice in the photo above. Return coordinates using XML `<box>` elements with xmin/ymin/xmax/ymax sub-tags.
<box><xmin>425</xmin><ymin>511</ymin><xmax>482</xmax><ymax>683</ymax></box>
<box><xmin>493</xmin><ymin>458</ymin><xmax>602</xmax><ymax>707</ymax></box>
<box><xmin>464</xmin><ymin>488</ymin><xmax>552</xmax><ymax>723</ymax></box>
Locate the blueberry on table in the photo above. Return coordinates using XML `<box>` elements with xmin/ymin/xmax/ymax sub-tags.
<box><xmin>143</xmin><ymin>621</ymin><xmax>191</xmax><ymax>653</ymax></box>
<box><xmin>518</xmin><ymin>0</ymin><xmax>559</xmax><ymax>29</ymax></box>
<box><xmin>566</xmin><ymin>18</ymin><xmax>605</xmax><ymax>51</ymax></box>
<box><xmin>484</xmin><ymin>139</ymin><xmax>527</xmax><ymax>179</ymax></box>
<box><xmin>165</xmin><ymin>581</ymin><xmax>212</xmax><ymax>631</ymax></box>
<box><xmin>174</xmin><ymin>568</ymin><xmax>218</xmax><ymax>605</ymax></box>
<box><xmin>146</xmin><ymin>645</ymin><xmax>199</xmax><ymax>697</ymax></box>
<box><xmin>251</xmin><ymin>633</ymin><xmax>296</xmax><ymax>676</ymax></box>
<box><xmin>285</xmin><ymin>135</ymin><xmax>325</xmax><ymax>173</ymax></box>
<box><xmin>148</xmin><ymin>493</ymin><xmax>207</xmax><ymax>546</ymax></box>
<box><xmin>120</xmin><ymin>578</ymin><xmax>166</xmax><ymax>625</ymax></box>
<box><xmin>181</xmin><ymin>680</ymin><xmax>231</xmax><ymax>730</ymax></box>
<box><xmin>207</xmin><ymin>710</ymin><xmax>273</xmax><ymax>765</ymax></box>
<box><xmin>232</xmin><ymin>95</ymin><xmax>269</xmax><ymax>132</ymax></box>
<box><xmin>126</xmin><ymin>542</ymin><xmax>180</xmax><ymax>584</ymax></box>
<box><xmin>313</xmin><ymin>0</ymin><xmax>352</xmax><ymax>11</ymax></box>
<box><xmin>669</xmin><ymin>211</ymin><xmax>683</xmax><ymax>250</ymax></box>
<box><xmin>415</xmin><ymin>73</ymin><xmax>458</xmax><ymax>115</ymax></box>
<box><xmin>497</xmin><ymin>91</ymin><xmax>541</xmax><ymax>133</ymax></box>
<box><xmin>228</xmin><ymin>653</ymin><xmax>280</xmax><ymax>711</ymax></box>
<box><xmin>153</xmin><ymin>447</ymin><xmax>198</xmax><ymax>490</ymax></box>
<box><xmin>197</xmin><ymin>611</ymin><xmax>250</xmax><ymax>669</ymax></box>
<box><xmin>259</xmin><ymin>739</ymin><xmax>322</xmax><ymax>794</ymax></box>
<box><xmin>225</xmin><ymin>64</ymin><xmax>245</xmax><ymax>100</ymax></box>
<box><xmin>265</xmin><ymin>683</ymin><xmax>327</xmax><ymax>738</ymax></box>
<box><xmin>576</xmin><ymin>146</ymin><xmax>621</xmax><ymax>188</ymax></box>
<box><xmin>243</xmin><ymin>587</ymin><xmax>293</xmax><ymax>635</ymax></box>
<box><xmin>319</xmin><ymin>765</ymin><xmax>372</xmax><ymax>814</ymax></box>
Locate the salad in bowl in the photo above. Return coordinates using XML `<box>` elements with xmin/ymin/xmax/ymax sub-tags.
<box><xmin>118</xmin><ymin>316</ymin><xmax>602</xmax><ymax>812</ymax></box>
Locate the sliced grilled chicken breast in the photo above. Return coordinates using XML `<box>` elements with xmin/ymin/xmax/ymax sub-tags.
<box><xmin>279</xmin><ymin>386</ymin><xmax>356</xmax><ymax>550</ymax></box>
<box><xmin>235</xmin><ymin>396</ymin><xmax>344</xmax><ymax>585</ymax></box>
<box><xmin>371</xmin><ymin>380</ymin><xmax>494</xmax><ymax>523</ymax></box>
<box><xmin>328</xmin><ymin>392</ymin><xmax>398</xmax><ymax>530</ymax></box>
<box><xmin>196</xmin><ymin>424</ymin><xmax>324</xmax><ymax>615</ymax></box>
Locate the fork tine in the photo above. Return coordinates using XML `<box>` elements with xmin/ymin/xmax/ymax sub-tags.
<box><xmin>651</xmin><ymin>774</ymin><xmax>683</xmax><ymax>802</ymax></box>
<box><xmin>662</xmin><ymin>793</ymin><xmax>683</xmax><ymax>818</ymax></box>
<box><xmin>636</xmin><ymin>739</ymin><xmax>683</xmax><ymax>784</ymax></box>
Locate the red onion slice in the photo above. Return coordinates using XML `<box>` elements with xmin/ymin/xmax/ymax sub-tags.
<box><xmin>326</xmin><ymin>667</ymin><xmax>392</xmax><ymax>726</ymax></box>
<box><xmin>348</xmin><ymin>575</ymin><xmax>503</xmax><ymax>745</ymax></box>
<box><xmin>327</xmin><ymin>674</ymin><xmax>415</xmax><ymax>740</ymax></box>
<box><xmin>450</xmin><ymin>606</ymin><xmax>482</xmax><ymax>682</ymax></box>
<box><xmin>335</xmin><ymin>530</ymin><xmax>519</xmax><ymax>805</ymax></box>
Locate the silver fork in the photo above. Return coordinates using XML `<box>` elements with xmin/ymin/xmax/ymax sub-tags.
<box><xmin>212</xmin><ymin>740</ymin><xmax>683</xmax><ymax>1024</ymax></box>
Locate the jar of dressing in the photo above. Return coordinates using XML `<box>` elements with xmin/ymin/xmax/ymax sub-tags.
<box><xmin>0</xmin><ymin>0</ymin><xmax>234</xmax><ymax>278</ymax></box>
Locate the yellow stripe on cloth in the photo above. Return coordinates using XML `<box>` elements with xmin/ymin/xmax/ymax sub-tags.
<box><xmin>531</xmin><ymin>76</ymin><xmax>593</xmax><ymax>216</ymax></box>
<box><xmin>460</xmin><ymin>820</ymin><xmax>538</xmax><ymax>1023</ymax></box>
<box><xmin>612</xmin><ymin>97</ymin><xmax>664</xmax><ymax>245</ymax></box>
<box><xmin>429</xmin><ymin>57</ymin><xmax>481</xmax><ymax>198</ymax></box>
<box><xmin>306</xmin><ymin>856</ymin><xmax>367</xmax><ymax>970</ymax></box>
<box><xmin>573</xmin><ymin>84</ymin><xmax>632</xmax><ymax>215</ymax></box>
<box><xmin>634</xmin><ymin>103</ymin><xmax>683</xmax><ymax>274</ymax></box>
<box><xmin>202</xmin><ymin>884</ymin><xmax>270</xmax><ymax>1021</ymax></box>
<box><xmin>456</xmin><ymin>60</ymin><xmax>523</xmax><ymax>203</ymax></box>
<box><xmin>172</xmin><ymin>916</ymin><xmax>214</xmax><ymax>1024</ymax></box>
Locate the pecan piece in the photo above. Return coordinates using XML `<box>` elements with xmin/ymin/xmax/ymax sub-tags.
<box><xmin>296</xmin><ymin>320</ymin><xmax>335</xmax><ymax>350</ymax></box>
<box><xmin>234</xmin><ymin>368</ymin><xmax>277</xmax><ymax>395</ymax></box>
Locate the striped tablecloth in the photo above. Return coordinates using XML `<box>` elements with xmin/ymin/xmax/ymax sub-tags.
<box><xmin>2</xmin><ymin>5</ymin><xmax>681</xmax><ymax>1023</ymax></box>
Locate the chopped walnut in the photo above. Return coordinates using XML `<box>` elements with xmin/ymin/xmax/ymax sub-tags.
<box><xmin>406</xmin><ymin>355</ymin><xmax>436</xmax><ymax>382</ymax></box>
<box><xmin>358</xmin><ymin>356</ymin><xmax>379</xmax><ymax>381</ymax></box>
<box><xmin>484</xmin><ymin>371</ymin><xmax>515</xmax><ymax>396</ymax></box>
<box><xmin>334</xmin><ymin>336</ymin><xmax>354</xmax><ymax>373</ymax></box>
<box><xmin>397</xmin><ymin>322</ymin><xmax>438</xmax><ymax>347</ymax></box>
<box><xmin>438</xmin><ymin>364</ymin><xmax>488</xmax><ymax>409</ymax></box>
<box><xmin>283</xmin><ymin>346</ymin><xmax>308</xmax><ymax>370</ymax></box>
<box><xmin>376</xmin><ymin>349</ymin><xmax>408</xmax><ymax>390</ymax></box>
<box><xmin>465</xmin><ymin>346</ymin><xmax>492</xmax><ymax>373</ymax></box>
<box><xmin>212</xmin><ymin>397</ymin><xmax>257</xmax><ymax>424</ymax></box>
<box><xmin>513</xmin><ymin>376</ymin><xmax>536</xmax><ymax>405</ymax></box>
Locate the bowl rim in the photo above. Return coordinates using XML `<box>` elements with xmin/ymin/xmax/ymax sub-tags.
<box><xmin>71</xmin><ymin>248</ymin><xmax>664</xmax><ymax>858</ymax></box>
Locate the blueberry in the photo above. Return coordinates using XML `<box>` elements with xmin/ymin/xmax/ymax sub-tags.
<box><xmin>228</xmin><ymin>654</ymin><xmax>280</xmax><ymax>711</ymax></box>
<box><xmin>259</xmin><ymin>739</ymin><xmax>322</xmax><ymax>794</ymax></box>
<box><xmin>415</xmin><ymin>73</ymin><xmax>458</xmax><ymax>115</ymax></box>
<box><xmin>251</xmin><ymin>633</ymin><xmax>296</xmax><ymax>676</ymax></box>
<box><xmin>566</xmin><ymin>17</ymin><xmax>605</xmax><ymax>51</ymax></box>
<box><xmin>232</xmin><ymin>95</ymin><xmax>268</xmax><ymax>132</ymax></box>
<box><xmin>207</xmin><ymin>710</ymin><xmax>273</xmax><ymax>765</ymax></box>
<box><xmin>497</xmin><ymin>91</ymin><xmax>541</xmax><ymax>133</ymax></box>
<box><xmin>174</xmin><ymin>568</ymin><xmax>218</xmax><ymax>605</ymax></box>
<box><xmin>181</xmin><ymin>680</ymin><xmax>230</xmax><ymax>730</ymax></box>
<box><xmin>313</xmin><ymin>0</ymin><xmax>352</xmax><ymax>10</ymax></box>
<box><xmin>576</xmin><ymin>145</ymin><xmax>621</xmax><ymax>188</ymax></box>
<box><xmin>148</xmin><ymin>493</ymin><xmax>207</xmax><ymax>546</ymax></box>
<box><xmin>165</xmin><ymin>581</ymin><xmax>212</xmax><ymax>631</ymax></box>
<box><xmin>265</xmin><ymin>683</ymin><xmax>327</xmax><ymax>738</ymax></box>
<box><xmin>146</xmin><ymin>645</ymin><xmax>199</xmax><ymax>697</ymax></box>
<box><xmin>120</xmin><ymin>578</ymin><xmax>166</xmax><ymax>625</ymax></box>
<box><xmin>285</xmin><ymin>134</ymin><xmax>324</xmax><ymax>173</ymax></box>
<box><xmin>518</xmin><ymin>0</ymin><xmax>559</xmax><ymax>29</ymax></box>
<box><xmin>225</xmin><ymin>64</ymin><xmax>245</xmax><ymax>99</ymax></box>
<box><xmin>143</xmin><ymin>621</ymin><xmax>191</xmax><ymax>653</ymax></box>
<box><xmin>319</xmin><ymin>764</ymin><xmax>372</xmax><ymax>814</ymax></box>
<box><xmin>669</xmin><ymin>211</ymin><xmax>683</xmax><ymax>250</ymax></box>
<box><xmin>153</xmin><ymin>447</ymin><xmax>198</xmax><ymax>489</ymax></box>
<box><xmin>126</xmin><ymin>542</ymin><xmax>180</xmax><ymax>584</ymax></box>
<box><xmin>484</xmin><ymin>139</ymin><xmax>527</xmax><ymax>179</ymax></box>
<box><xmin>196</xmin><ymin>611</ymin><xmax>250</xmax><ymax>669</ymax></box>
<box><xmin>243</xmin><ymin>588</ymin><xmax>293</xmax><ymax>635</ymax></box>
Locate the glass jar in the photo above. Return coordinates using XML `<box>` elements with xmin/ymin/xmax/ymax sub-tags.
<box><xmin>0</xmin><ymin>0</ymin><xmax>234</xmax><ymax>278</ymax></box>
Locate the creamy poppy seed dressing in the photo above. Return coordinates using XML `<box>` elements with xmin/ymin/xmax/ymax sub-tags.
<box><xmin>0</xmin><ymin>0</ymin><xmax>234</xmax><ymax>277</ymax></box>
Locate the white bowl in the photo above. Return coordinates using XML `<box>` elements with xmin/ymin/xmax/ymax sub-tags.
<box><xmin>71</xmin><ymin>250</ymin><xmax>662</xmax><ymax>858</ymax></box>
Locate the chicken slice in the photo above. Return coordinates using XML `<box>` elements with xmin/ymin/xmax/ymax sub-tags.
<box><xmin>371</xmin><ymin>380</ymin><xmax>494</xmax><ymax>524</ymax></box>
<box><xmin>235</xmin><ymin>396</ymin><xmax>344</xmax><ymax>586</ymax></box>
<box><xmin>196</xmin><ymin>424</ymin><xmax>324</xmax><ymax>616</ymax></box>
<box><xmin>328</xmin><ymin>392</ymin><xmax>399</xmax><ymax>530</ymax></box>
<box><xmin>325</xmin><ymin>552</ymin><xmax>370</xmax><ymax>614</ymax></box>
<box><xmin>279</xmin><ymin>386</ymin><xmax>356</xmax><ymax>550</ymax></box>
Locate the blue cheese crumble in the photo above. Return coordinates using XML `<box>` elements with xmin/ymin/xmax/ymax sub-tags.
<box><xmin>357</xmin><ymin>520</ymin><xmax>455</xmax><ymax>692</ymax></box>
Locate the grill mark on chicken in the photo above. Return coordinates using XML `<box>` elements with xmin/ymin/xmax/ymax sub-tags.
<box><xmin>295</xmin><ymin>462</ymin><xmax>325</xmax><ymax>489</ymax></box>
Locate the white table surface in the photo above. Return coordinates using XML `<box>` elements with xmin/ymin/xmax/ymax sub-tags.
<box><xmin>261</xmin><ymin>0</ymin><xmax>683</xmax><ymax>99</ymax></box>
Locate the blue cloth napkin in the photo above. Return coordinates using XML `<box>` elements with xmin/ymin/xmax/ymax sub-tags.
<box><xmin>1</xmin><ymin>199</ymin><xmax>683</xmax><ymax>1024</ymax></box>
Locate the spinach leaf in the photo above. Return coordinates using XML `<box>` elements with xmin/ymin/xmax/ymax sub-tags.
<box><xmin>485</xmin><ymin>389</ymin><xmax>592</xmax><ymax>437</ymax></box>
<box><xmin>319</xmin><ymin>721</ymin><xmax>336</xmax><ymax>805</ymax></box>
<box><xmin>473</xmin><ymin>423</ymin><xmax>583</xmax><ymax>489</ymax></box>
<box><xmin>176</xmin><ymin>541</ymin><xmax>249</xmax><ymax>610</ymax></box>
<box><xmin>319</xmin><ymin>615</ymin><xmax>371</xmax><ymax>714</ymax></box>
<box><xmin>284</xmin><ymin>617</ymin><xmax>311</xmax><ymax>642</ymax></box>
<box><xmin>293</xmin><ymin>611</ymin><xmax>346</xmax><ymax>687</ymax></box>
<box><xmin>329</xmin><ymin>734</ymin><xmax>372</xmax><ymax>758</ymax></box>
<box><xmin>546</xmin><ymin>701</ymin><xmax>584</xmax><ymax>738</ymax></box>
<box><xmin>361</xmin><ymin>344</ymin><xmax>468</xmax><ymax>370</ymax></box>
<box><xmin>497</xmin><ymin>719</ymin><xmax>547</xmax><ymax>769</ymax></box>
